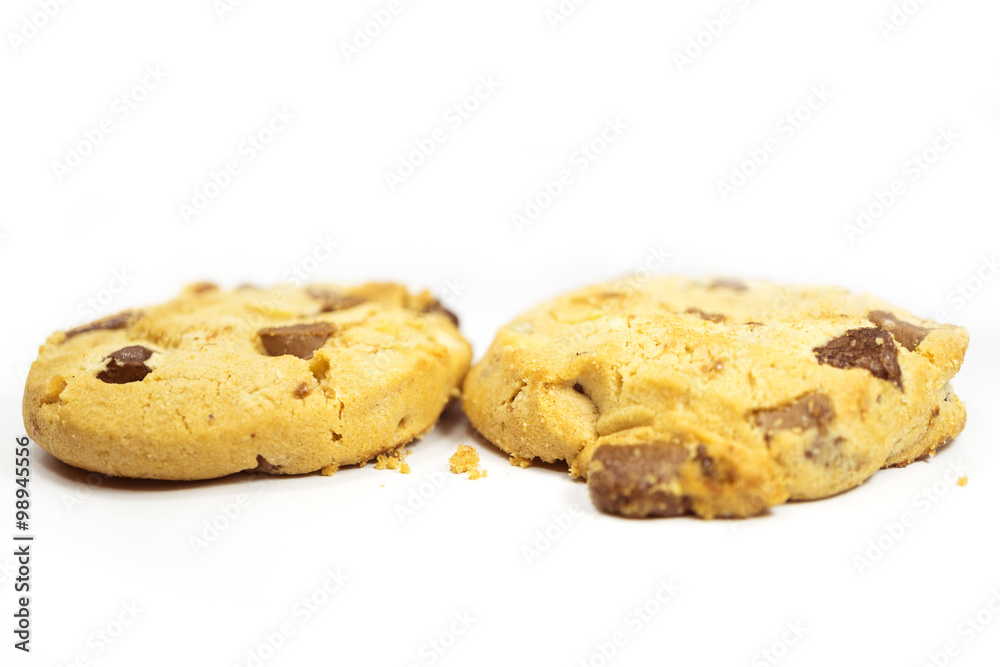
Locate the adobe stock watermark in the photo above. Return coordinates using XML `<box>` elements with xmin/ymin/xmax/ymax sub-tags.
<box><xmin>511</xmin><ymin>116</ymin><xmax>627</xmax><ymax>233</ymax></box>
<box><xmin>610</xmin><ymin>245</ymin><xmax>673</xmax><ymax>297</ymax></box>
<box><xmin>876</xmin><ymin>0</ymin><xmax>931</xmax><ymax>41</ymax></box>
<box><xmin>51</xmin><ymin>65</ymin><xmax>168</xmax><ymax>183</ymax></box>
<box><xmin>750</xmin><ymin>620</ymin><xmax>808</xmax><ymax>667</ymax></box>
<box><xmin>716</xmin><ymin>84</ymin><xmax>833</xmax><ymax>202</ymax></box>
<box><xmin>233</xmin><ymin>567</ymin><xmax>350</xmax><ymax>667</ymax></box>
<box><xmin>55</xmin><ymin>601</ymin><xmax>144</xmax><ymax>667</ymax></box>
<box><xmin>672</xmin><ymin>0</ymin><xmax>756</xmax><ymax>73</ymax></box>
<box><xmin>404</xmin><ymin>611</ymin><xmax>477</xmax><ymax>667</ymax></box>
<box><xmin>340</xmin><ymin>0</ymin><xmax>417</xmax><ymax>63</ymax></box>
<box><xmin>384</xmin><ymin>75</ymin><xmax>500</xmax><ymax>192</ymax></box>
<box><xmin>843</xmin><ymin>126</ymin><xmax>958</xmax><ymax>244</ymax></box>
<box><xmin>917</xmin><ymin>589</ymin><xmax>1000</xmax><ymax>667</ymax></box>
<box><xmin>853</xmin><ymin>459</ymin><xmax>967</xmax><ymax>575</ymax></box>
<box><xmin>438</xmin><ymin>276</ymin><xmax>467</xmax><ymax>306</ymax></box>
<box><xmin>545</xmin><ymin>0</ymin><xmax>591</xmax><ymax>31</ymax></box>
<box><xmin>213</xmin><ymin>0</ymin><xmax>250</xmax><ymax>20</ymax></box>
<box><xmin>178</xmin><ymin>106</ymin><xmax>295</xmax><ymax>223</ymax></box>
<box><xmin>229</xmin><ymin>288</ymin><xmax>289</xmax><ymax>341</ymax></box>
<box><xmin>521</xmin><ymin>504</ymin><xmax>584</xmax><ymax>566</ymax></box>
<box><xmin>577</xmin><ymin>578</ymin><xmax>682</xmax><ymax>667</ymax></box>
<box><xmin>394</xmin><ymin>471</ymin><xmax>447</xmax><ymax>524</ymax></box>
<box><xmin>189</xmin><ymin>474</ymin><xmax>270</xmax><ymax>556</ymax></box>
<box><xmin>0</xmin><ymin>555</ymin><xmax>17</xmax><ymax>587</ymax></box>
<box><xmin>73</xmin><ymin>268</ymin><xmax>135</xmax><ymax>323</ymax></box>
<box><xmin>61</xmin><ymin>471</ymin><xmax>108</xmax><ymax>513</ymax></box>
<box><xmin>548</xmin><ymin>244</ymin><xmax>672</xmax><ymax>359</ymax></box>
<box><xmin>931</xmin><ymin>254</ymin><xmax>998</xmax><ymax>323</ymax></box>
<box><xmin>15</xmin><ymin>362</ymin><xmax>31</xmax><ymax>386</ymax></box>
<box><xmin>7</xmin><ymin>0</ymin><xmax>73</xmax><ymax>54</ymax></box>
<box><xmin>281</xmin><ymin>235</ymin><xmax>340</xmax><ymax>286</ymax></box>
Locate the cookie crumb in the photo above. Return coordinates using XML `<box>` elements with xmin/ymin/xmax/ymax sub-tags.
<box><xmin>374</xmin><ymin>449</ymin><xmax>411</xmax><ymax>474</ymax></box>
<box><xmin>450</xmin><ymin>444</ymin><xmax>487</xmax><ymax>480</ymax></box>
<box><xmin>509</xmin><ymin>455</ymin><xmax>532</xmax><ymax>469</ymax></box>
<box><xmin>958</xmin><ymin>476</ymin><xmax>968</xmax><ymax>487</ymax></box>
<box><xmin>320</xmin><ymin>463</ymin><xmax>339</xmax><ymax>476</ymax></box>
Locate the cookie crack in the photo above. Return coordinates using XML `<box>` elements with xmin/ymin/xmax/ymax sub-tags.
<box><xmin>506</xmin><ymin>380</ymin><xmax>527</xmax><ymax>407</ymax></box>
<box><xmin>174</xmin><ymin>408</ymin><xmax>193</xmax><ymax>436</ymax></box>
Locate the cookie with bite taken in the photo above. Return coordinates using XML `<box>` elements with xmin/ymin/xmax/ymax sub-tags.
<box><xmin>462</xmin><ymin>276</ymin><xmax>968</xmax><ymax>519</ymax></box>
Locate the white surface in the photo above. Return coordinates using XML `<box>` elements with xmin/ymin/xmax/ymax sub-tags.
<box><xmin>2</xmin><ymin>1</ymin><xmax>1000</xmax><ymax>665</ymax></box>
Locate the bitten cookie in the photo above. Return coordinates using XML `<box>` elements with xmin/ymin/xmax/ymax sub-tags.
<box><xmin>462</xmin><ymin>276</ymin><xmax>968</xmax><ymax>519</ymax></box>
<box><xmin>23</xmin><ymin>282</ymin><xmax>471</xmax><ymax>480</ymax></box>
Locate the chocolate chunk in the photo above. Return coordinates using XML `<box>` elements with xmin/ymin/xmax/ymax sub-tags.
<box><xmin>866</xmin><ymin>310</ymin><xmax>929</xmax><ymax>352</ymax></box>
<box><xmin>707</xmin><ymin>278</ymin><xmax>748</xmax><ymax>291</ymax></box>
<box><xmin>306</xmin><ymin>287</ymin><xmax>366</xmax><ymax>313</ymax></box>
<box><xmin>588</xmin><ymin>443</ymin><xmax>690</xmax><ymax>518</ymax></box>
<box><xmin>258</xmin><ymin>322</ymin><xmax>336</xmax><ymax>360</ymax></box>
<box><xmin>803</xmin><ymin>435</ymin><xmax>849</xmax><ymax>468</ymax></box>
<box><xmin>753</xmin><ymin>393</ymin><xmax>835</xmax><ymax>436</ymax></box>
<box><xmin>753</xmin><ymin>395</ymin><xmax>849</xmax><ymax>469</ymax></box>
<box><xmin>695</xmin><ymin>444</ymin><xmax>716</xmax><ymax>478</ymax></box>
<box><xmin>694</xmin><ymin>443</ymin><xmax>736</xmax><ymax>483</ymax></box>
<box><xmin>66</xmin><ymin>310</ymin><xmax>137</xmax><ymax>339</ymax></box>
<box><xmin>97</xmin><ymin>345</ymin><xmax>153</xmax><ymax>384</ymax></box>
<box><xmin>685</xmin><ymin>308</ymin><xmax>726</xmax><ymax>323</ymax></box>
<box><xmin>813</xmin><ymin>327</ymin><xmax>903</xmax><ymax>390</ymax></box>
<box><xmin>189</xmin><ymin>282</ymin><xmax>218</xmax><ymax>294</ymax></box>
<box><xmin>251</xmin><ymin>455</ymin><xmax>282</xmax><ymax>474</ymax></box>
<box><xmin>422</xmin><ymin>300</ymin><xmax>459</xmax><ymax>327</ymax></box>
<box><xmin>294</xmin><ymin>382</ymin><xmax>310</xmax><ymax>398</ymax></box>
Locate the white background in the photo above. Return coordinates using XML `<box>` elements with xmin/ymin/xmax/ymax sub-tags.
<box><xmin>2</xmin><ymin>1</ymin><xmax>999</xmax><ymax>665</ymax></box>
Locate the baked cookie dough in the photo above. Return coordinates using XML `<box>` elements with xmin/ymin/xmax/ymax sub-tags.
<box><xmin>449</xmin><ymin>444</ymin><xmax>486</xmax><ymax>480</ymax></box>
<box><xmin>23</xmin><ymin>282</ymin><xmax>471</xmax><ymax>480</ymax></box>
<box><xmin>462</xmin><ymin>276</ymin><xmax>968</xmax><ymax>518</ymax></box>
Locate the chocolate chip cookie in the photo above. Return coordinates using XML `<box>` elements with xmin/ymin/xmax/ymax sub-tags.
<box><xmin>23</xmin><ymin>282</ymin><xmax>471</xmax><ymax>480</ymax></box>
<box><xmin>462</xmin><ymin>276</ymin><xmax>968</xmax><ymax>518</ymax></box>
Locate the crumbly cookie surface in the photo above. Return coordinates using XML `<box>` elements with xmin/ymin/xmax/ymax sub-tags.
<box><xmin>23</xmin><ymin>282</ymin><xmax>471</xmax><ymax>480</ymax></box>
<box><xmin>462</xmin><ymin>276</ymin><xmax>968</xmax><ymax>518</ymax></box>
